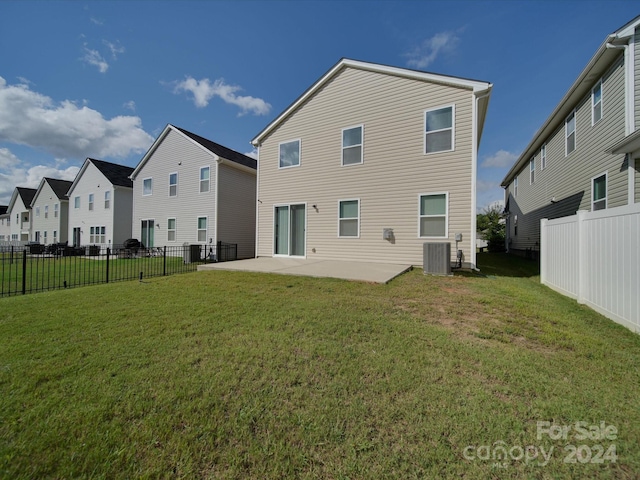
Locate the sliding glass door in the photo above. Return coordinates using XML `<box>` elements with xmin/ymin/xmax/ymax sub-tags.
<box><xmin>274</xmin><ymin>204</ymin><xmax>305</xmax><ymax>256</ymax></box>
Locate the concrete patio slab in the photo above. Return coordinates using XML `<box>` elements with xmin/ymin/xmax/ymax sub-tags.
<box><xmin>197</xmin><ymin>257</ymin><xmax>412</xmax><ymax>284</ymax></box>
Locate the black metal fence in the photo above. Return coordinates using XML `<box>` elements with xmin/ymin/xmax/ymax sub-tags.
<box><xmin>0</xmin><ymin>241</ymin><xmax>237</xmax><ymax>298</ymax></box>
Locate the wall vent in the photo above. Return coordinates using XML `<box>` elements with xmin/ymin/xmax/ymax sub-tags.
<box><xmin>423</xmin><ymin>242</ymin><xmax>452</xmax><ymax>276</ymax></box>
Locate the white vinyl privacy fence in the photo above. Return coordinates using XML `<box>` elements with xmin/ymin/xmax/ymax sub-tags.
<box><xmin>540</xmin><ymin>203</ymin><xmax>640</xmax><ymax>333</ymax></box>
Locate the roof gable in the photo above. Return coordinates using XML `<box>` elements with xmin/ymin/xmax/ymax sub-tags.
<box><xmin>67</xmin><ymin>158</ymin><xmax>133</xmax><ymax>196</ymax></box>
<box><xmin>131</xmin><ymin>124</ymin><xmax>257</xmax><ymax>179</ymax></box>
<box><xmin>8</xmin><ymin>187</ymin><xmax>37</xmax><ymax>213</ymax></box>
<box><xmin>32</xmin><ymin>177</ymin><xmax>73</xmax><ymax>206</ymax></box>
<box><xmin>252</xmin><ymin>58</ymin><xmax>492</xmax><ymax>146</ymax></box>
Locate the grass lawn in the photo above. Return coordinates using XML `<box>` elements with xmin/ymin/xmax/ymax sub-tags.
<box><xmin>1</xmin><ymin>253</ymin><xmax>639</xmax><ymax>479</ymax></box>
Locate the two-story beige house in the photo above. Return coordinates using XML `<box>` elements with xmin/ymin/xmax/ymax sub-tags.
<box><xmin>251</xmin><ymin>58</ymin><xmax>492</xmax><ymax>268</ymax></box>
<box><xmin>501</xmin><ymin>15</ymin><xmax>640</xmax><ymax>256</ymax></box>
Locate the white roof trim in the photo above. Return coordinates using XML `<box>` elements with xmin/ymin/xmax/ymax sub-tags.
<box><xmin>252</xmin><ymin>58</ymin><xmax>492</xmax><ymax>146</ymax></box>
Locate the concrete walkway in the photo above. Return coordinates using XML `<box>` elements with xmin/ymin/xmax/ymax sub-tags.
<box><xmin>197</xmin><ymin>257</ymin><xmax>412</xmax><ymax>284</ymax></box>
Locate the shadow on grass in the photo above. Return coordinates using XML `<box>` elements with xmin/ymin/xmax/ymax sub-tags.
<box><xmin>472</xmin><ymin>252</ymin><xmax>540</xmax><ymax>278</ymax></box>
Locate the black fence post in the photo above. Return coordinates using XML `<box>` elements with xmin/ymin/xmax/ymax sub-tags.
<box><xmin>163</xmin><ymin>246</ymin><xmax>167</xmax><ymax>276</ymax></box>
<box><xmin>106</xmin><ymin>247</ymin><xmax>110</xmax><ymax>284</ymax></box>
<box><xmin>217</xmin><ymin>240</ymin><xmax>222</xmax><ymax>262</ymax></box>
<box><xmin>22</xmin><ymin>249</ymin><xmax>27</xmax><ymax>295</ymax></box>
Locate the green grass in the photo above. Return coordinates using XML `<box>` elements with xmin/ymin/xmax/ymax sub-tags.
<box><xmin>1</xmin><ymin>253</ymin><xmax>639</xmax><ymax>479</ymax></box>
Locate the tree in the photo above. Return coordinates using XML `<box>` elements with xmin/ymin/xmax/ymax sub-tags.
<box><xmin>477</xmin><ymin>204</ymin><xmax>505</xmax><ymax>252</ymax></box>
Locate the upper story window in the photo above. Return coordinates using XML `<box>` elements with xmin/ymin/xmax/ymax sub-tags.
<box><xmin>566</xmin><ymin>110</ymin><xmax>576</xmax><ymax>155</ymax></box>
<box><xmin>35</xmin><ymin>206</ymin><xmax>40</xmax><ymax>217</ymax></box>
<box><xmin>529</xmin><ymin>158</ymin><xmax>535</xmax><ymax>185</ymax></box>
<box><xmin>44</xmin><ymin>205</ymin><xmax>48</xmax><ymax>218</ymax></box>
<box><xmin>279</xmin><ymin>139</ymin><xmax>301</xmax><ymax>168</ymax></box>
<box><xmin>88</xmin><ymin>193</ymin><xmax>94</xmax><ymax>211</ymax></box>
<box><xmin>342</xmin><ymin>126</ymin><xmax>363</xmax><ymax>166</ymax></box>
<box><xmin>541</xmin><ymin>144</ymin><xmax>546</xmax><ymax>170</ymax></box>
<box><xmin>104</xmin><ymin>191</ymin><xmax>111</xmax><ymax>209</ymax></box>
<box><xmin>592</xmin><ymin>173</ymin><xmax>607</xmax><ymax>211</ymax></box>
<box><xmin>592</xmin><ymin>80</ymin><xmax>602</xmax><ymax>125</ymax></box>
<box><xmin>74</xmin><ymin>196</ymin><xmax>80</xmax><ymax>209</ymax></box>
<box><xmin>54</xmin><ymin>203</ymin><xmax>58</xmax><ymax>218</ymax></box>
<box><xmin>199</xmin><ymin>167</ymin><xmax>210</xmax><ymax>193</ymax></box>
<box><xmin>419</xmin><ymin>192</ymin><xmax>448</xmax><ymax>238</ymax></box>
<box><xmin>169</xmin><ymin>172</ymin><xmax>178</xmax><ymax>197</ymax></box>
<box><xmin>425</xmin><ymin>105</ymin><xmax>454</xmax><ymax>154</ymax></box>
<box><xmin>143</xmin><ymin>178</ymin><xmax>153</xmax><ymax>196</ymax></box>
<box><xmin>338</xmin><ymin>199</ymin><xmax>360</xmax><ymax>237</ymax></box>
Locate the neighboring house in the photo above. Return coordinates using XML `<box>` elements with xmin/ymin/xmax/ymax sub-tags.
<box><xmin>0</xmin><ymin>206</ymin><xmax>9</xmax><ymax>242</ymax></box>
<box><xmin>250</xmin><ymin>58</ymin><xmax>492</xmax><ymax>267</ymax></box>
<box><xmin>7</xmin><ymin>187</ymin><xmax>36</xmax><ymax>242</ymax></box>
<box><xmin>30</xmin><ymin>178</ymin><xmax>73</xmax><ymax>245</ymax></box>
<box><xmin>67</xmin><ymin>158</ymin><xmax>134</xmax><ymax>247</ymax></box>
<box><xmin>501</xmin><ymin>15</ymin><xmax>640</xmax><ymax>255</ymax></box>
<box><xmin>130</xmin><ymin>124</ymin><xmax>257</xmax><ymax>259</ymax></box>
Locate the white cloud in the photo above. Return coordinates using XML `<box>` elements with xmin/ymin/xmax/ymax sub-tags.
<box><xmin>174</xmin><ymin>77</ymin><xmax>271</xmax><ymax>116</ymax></box>
<box><xmin>0</xmin><ymin>148</ymin><xmax>80</xmax><ymax>204</ymax></box>
<box><xmin>104</xmin><ymin>40</ymin><xmax>125</xmax><ymax>59</ymax></box>
<box><xmin>405</xmin><ymin>31</ymin><xmax>460</xmax><ymax>69</ymax></box>
<box><xmin>244</xmin><ymin>148</ymin><xmax>258</xmax><ymax>160</ymax></box>
<box><xmin>0</xmin><ymin>76</ymin><xmax>154</xmax><ymax>160</ymax></box>
<box><xmin>481</xmin><ymin>149</ymin><xmax>519</xmax><ymax>168</ymax></box>
<box><xmin>123</xmin><ymin>100</ymin><xmax>136</xmax><ymax>111</ymax></box>
<box><xmin>82</xmin><ymin>46</ymin><xmax>109</xmax><ymax>73</ymax></box>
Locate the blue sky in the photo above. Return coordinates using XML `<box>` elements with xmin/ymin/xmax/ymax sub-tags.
<box><xmin>1</xmin><ymin>1</ymin><xmax>639</xmax><ymax>209</ymax></box>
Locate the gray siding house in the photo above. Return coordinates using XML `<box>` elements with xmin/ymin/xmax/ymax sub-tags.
<box><xmin>130</xmin><ymin>125</ymin><xmax>257</xmax><ymax>259</ymax></box>
<box><xmin>7</xmin><ymin>187</ymin><xmax>36</xmax><ymax>242</ymax></box>
<box><xmin>501</xmin><ymin>15</ymin><xmax>640</xmax><ymax>255</ymax></box>
<box><xmin>30</xmin><ymin>177</ymin><xmax>72</xmax><ymax>245</ymax></box>
<box><xmin>251</xmin><ymin>58</ymin><xmax>492</xmax><ymax>267</ymax></box>
<box><xmin>67</xmin><ymin>158</ymin><xmax>134</xmax><ymax>247</ymax></box>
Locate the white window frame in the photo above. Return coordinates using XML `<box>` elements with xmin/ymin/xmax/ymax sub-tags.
<box><xmin>424</xmin><ymin>105</ymin><xmax>455</xmax><ymax>154</ymax></box>
<box><xmin>35</xmin><ymin>206</ymin><xmax>40</xmax><ymax>217</ymax></box>
<box><xmin>197</xmin><ymin>216</ymin><xmax>208</xmax><ymax>242</ymax></box>
<box><xmin>43</xmin><ymin>231</ymin><xmax>47</xmax><ymax>244</ymax></box>
<box><xmin>104</xmin><ymin>191</ymin><xmax>111</xmax><ymax>209</ymax></box>
<box><xmin>44</xmin><ymin>205</ymin><xmax>48</xmax><ymax>219</ymax></box>
<box><xmin>337</xmin><ymin>198</ymin><xmax>360</xmax><ymax>238</ymax></box>
<box><xmin>74</xmin><ymin>196</ymin><xmax>80</xmax><ymax>209</ymax></box>
<box><xmin>88</xmin><ymin>193</ymin><xmax>94</xmax><ymax>211</ymax></box>
<box><xmin>54</xmin><ymin>203</ymin><xmax>59</xmax><ymax>218</ymax></box>
<box><xmin>591</xmin><ymin>172</ymin><xmax>608</xmax><ymax>211</ymax></box>
<box><xmin>199</xmin><ymin>167</ymin><xmax>210</xmax><ymax>193</ymax></box>
<box><xmin>565</xmin><ymin>110</ymin><xmax>576</xmax><ymax>156</ymax></box>
<box><xmin>418</xmin><ymin>192</ymin><xmax>449</xmax><ymax>239</ymax></box>
<box><xmin>143</xmin><ymin>177</ymin><xmax>153</xmax><ymax>196</ymax></box>
<box><xmin>278</xmin><ymin>139</ymin><xmax>301</xmax><ymax>169</ymax></box>
<box><xmin>53</xmin><ymin>230</ymin><xmax>57</xmax><ymax>243</ymax></box>
<box><xmin>592</xmin><ymin>79</ymin><xmax>603</xmax><ymax>125</ymax></box>
<box><xmin>541</xmin><ymin>144</ymin><xmax>546</xmax><ymax>171</ymax></box>
<box><xmin>167</xmin><ymin>217</ymin><xmax>177</xmax><ymax>242</ymax></box>
<box><xmin>341</xmin><ymin>125</ymin><xmax>363</xmax><ymax>166</ymax></box>
<box><xmin>529</xmin><ymin>158</ymin><xmax>535</xmax><ymax>185</ymax></box>
<box><xmin>169</xmin><ymin>172</ymin><xmax>178</xmax><ymax>197</ymax></box>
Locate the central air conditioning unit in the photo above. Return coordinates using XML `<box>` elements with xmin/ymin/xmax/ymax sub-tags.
<box><xmin>423</xmin><ymin>242</ymin><xmax>452</xmax><ymax>276</ymax></box>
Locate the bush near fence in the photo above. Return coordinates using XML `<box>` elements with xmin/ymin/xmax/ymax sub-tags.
<box><xmin>0</xmin><ymin>241</ymin><xmax>237</xmax><ymax>297</ymax></box>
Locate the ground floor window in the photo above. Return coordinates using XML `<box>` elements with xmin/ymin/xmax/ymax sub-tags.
<box><xmin>338</xmin><ymin>199</ymin><xmax>360</xmax><ymax>237</ymax></box>
<box><xmin>90</xmin><ymin>226</ymin><xmax>106</xmax><ymax>244</ymax></box>
<box><xmin>197</xmin><ymin>217</ymin><xmax>207</xmax><ymax>242</ymax></box>
<box><xmin>167</xmin><ymin>218</ymin><xmax>176</xmax><ymax>242</ymax></box>
<box><xmin>592</xmin><ymin>173</ymin><xmax>607</xmax><ymax>211</ymax></box>
<box><xmin>419</xmin><ymin>193</ymin><xmax>448</xmax><ymax>238</ymax></box>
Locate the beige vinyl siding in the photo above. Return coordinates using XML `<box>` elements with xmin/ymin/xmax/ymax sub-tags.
<box><xmin>216</xmin><ymin>163</ymin><xmax>256</xmax><ymax>259</ymax></box>
<box><xmin>508</xmin><ymin>54</ymin><xmax>628</xmax><ymax>252</ymax></box>
<box><xmin>257</xmin><ymin>67</ymin><xmax>475</xmax><ymax>265</ymax></box>
<box><xmin>132</xmin><ymin>129</ymin><xmax>217</xmax><ymax>246</ymax></box>
<box><xmin>635</xmin><ymin>27</ymin><xmax>640</xmax><ymax>131</ymax></box>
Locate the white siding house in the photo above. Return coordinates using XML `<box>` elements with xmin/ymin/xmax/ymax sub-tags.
<box><xmin>7</xmin><ymin>187</ymin><xmax>36</xmax><ymax>242</ymax></box>
<box><xmin>130</xmin><ymin>125</ymin><xmax>257</xmax><ymax>259</ymax></box>
<box><xmin>30</xmin><ymin>178</ymin><xmax>72</xmax><ymax>245</ymax></box>
<box><xmin>501</xmin><ymin>15</ymin><xmax>640</xmax><ymax>255</ymax></box>
<box><xmin>66</xmin><ymin>158</ymin><xmax>134</xmax><ymax>247</ymax></box>
<box><xmin>251</xmin><ymin>58</ymin><xmax>492</xmax><ymax>268</ymax></box>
